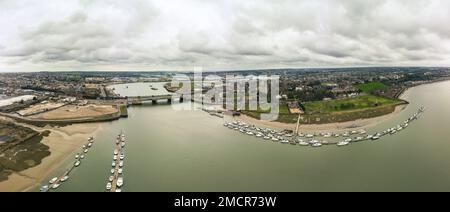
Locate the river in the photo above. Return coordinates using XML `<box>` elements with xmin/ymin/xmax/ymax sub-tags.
<box><xmin>42</xmin><ymin>80</ymin><xmax>450</xmax><ymax>191</ymax></box>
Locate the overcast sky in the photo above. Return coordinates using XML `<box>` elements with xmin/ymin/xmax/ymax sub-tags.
<box><xmin>1</xmin><ymin>0</ymin><xmax>450</xmax><ymax>72</ymax></box>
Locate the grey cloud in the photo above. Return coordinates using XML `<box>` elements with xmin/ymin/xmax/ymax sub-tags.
<box><xmin>1</xmin><ymin>0</ymin><xmax>450</xmax><ymax>71</ymax></box>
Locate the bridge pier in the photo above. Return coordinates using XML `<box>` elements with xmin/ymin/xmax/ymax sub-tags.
<box><xmin>152</xmin><ymin>100</ymin><xmax>157</xmax><ymax>104</ymax></box>
<box><xmin>167</xmin><ymin>98</ymin><xmax>172</xmax><ymax>103</ymax></box>
<box><xmin>180</xmin><ymin>97</ymin><xmax>184</xmax><ymax>103</ymax></box>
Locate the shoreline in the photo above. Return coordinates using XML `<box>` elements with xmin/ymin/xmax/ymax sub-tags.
<box><xmin>230</xmin><ymin>84</ymin><xmax>421</xmax><ymax>133</ymax></box>
<box><xmin>231</xmin><ymin>79</ymin><xmax>450</xmax><ymax>132</ymax></box>
<box><xmin>0</xmin><ymin>120</ymin><xmax>101</xmax><ymax>192</ymax></box>
<box><xmin>233</xmin><ymin>103</ymin><xmax>407</xmax><ymax>133</ymax></box>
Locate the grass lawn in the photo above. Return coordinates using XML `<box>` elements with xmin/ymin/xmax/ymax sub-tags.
<box><xmin>355</xmin><ymin>81</ymin><xmax>389</xmax><ymax>94</ymax></box>
<box><xmin>303</xmin><ymin>95</ymin><xmax>402</xmax><ymax>114</ymax></box>
<box><xmin>243</xmin><ymin>103</ymin><xmax>290</xmax><ymax>114</ymax></box>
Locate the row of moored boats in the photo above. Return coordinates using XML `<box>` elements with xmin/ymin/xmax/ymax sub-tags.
<box><xmin>223</xmin><ymin>106</ymin><xmax>425</xmax><ymax>148</ymax></box>
<box><xmin>40</xmin><ymin>136</ymin><xmax>95</xmax><ymax>192</ymax></box>
<box><xmin>106</xmin><ymin>132</ymin><xmax>126</xmax><ymax>192</ymax></box>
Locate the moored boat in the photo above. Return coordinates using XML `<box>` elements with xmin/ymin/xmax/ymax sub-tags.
<box><xmin>49</xmin><ymin>177</ymin><xmax>58</xmax><ymax>184</ymax></box>
<box><xmin>60</xmin><ymin>175</ymin><xmax>69</xmax><ymax>182</ymax></box>
<box><xmin>117</xmin><ymin>177</ymin><xmax>124</xmax><ymax>187</ymax></box>
<box><xmin>40</xmin><ymin>185</ymin><xmax>49</xmax><ymax>192</ymax></box>
<box><xmin>51</xmin><ymin>183</ymin><xmax>60</xmax><ymax>189</ymax></box>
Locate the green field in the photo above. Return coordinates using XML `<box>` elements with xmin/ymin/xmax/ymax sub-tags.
<box><xmin>303</xmin><ymin>95</ymin><xmax>401</xmax><ymax>114</ymax></box>
<box><xmin>244</xmin><ymin>103</ymin><xmax>290</xmax><ymax>114</ymax></box>
<box><xmin>355</xmin><ymin>81</ymin><xmax>389</xmax><ymax>94</ymax></box>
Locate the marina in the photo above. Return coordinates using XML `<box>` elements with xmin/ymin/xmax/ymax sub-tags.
<box><xmin>40</xmin><ymin>136</ymin><xmax>95</xmax><ymax>192</ymax></box>
<box><xmin>105</xmin><ymin>131</ymin><xmax>126</xmax><ymax>192</ymax></box>
<box><xmin>223</xmin><ymin>106</ymin><xmax>425</xmax><ymax>148</ymax></box>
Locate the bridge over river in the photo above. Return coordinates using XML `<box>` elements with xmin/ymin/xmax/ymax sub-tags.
<box><xmin>126</xmin><ymin>94</ymin><xmax>184</xmax><ymax>105</ymax></box>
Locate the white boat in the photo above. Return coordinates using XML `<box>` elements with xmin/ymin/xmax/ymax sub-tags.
<box><xmin>114</xmin><ymin>149</ymin><xmax>119</xmax><ymax>155</ymax></box>
<box><xmin>116</xmin><ymin>177</ymin><xmax>124</xmax><ymax>187</ymax></box>
<box><xmin>323</xmin><ymin>133</ymin><xmax>332</xmax><ymax>138</ymax></box>
<box><xmin>285</xmin><ymin>134</ymin><xmax>293</xmax><ymax>137</ymax></box>
<box><xmin>74</xmin><ymin>161</ymin><xmax>80</xmax><ymax>167</ymax></box>
<box><xmin>312</xmin><ymin>143</ymin><xmax>322</xmax><ymax>147</ymax></box>
<box><xmin>84</xmin><ymin>149</ymin><xmax>88</xmax><ymax>153</ymax></box>
<box><xmin>60</xmin><ymin>175</ymin><xmax>69</xmax><ymax>182</ymax></box>
<box><xmin>281</xmin><ymin>140</ymin><xmax>289</xmax><ymax>144</ymax></box>
<box><xmin>106</xmin><ymin>182</ymin><xmax>112</xmax><ymax>190</ymax></box>
<box><xmin>255</xmin><ymin>133</ymin><xmax>263</xmax><ymax>138</ymax></box>
<box><xmin>246</xmin><ymin>131</ymin><xmax>254</xmax><ymax>136</ymax></box>
<box><xmin>299</xmin><ymin>141</ymin><xmax>309</xmax><ymax>146</ymax></box>
<box><xmin>49</xmin><ymin>177</ymin><xmax>58</xmax><ymax>184</ymax></box>
<box><xmin>112</xmin><ymin>161</ymin><xmax>116</xmax><ymax>167</ymax></box>
<box><xmin>119</xmin><ymin>161</ymin><xmax>124</xmax><ymax>167</ymax></box>
<box><xmin>271</xmin><ymin>137</ymin><xmax>279</xmax><ymax>142</ymax></box>
<box><xmin>88</xmin><ymin>142</ymin><xmax>92</xmax><ymax>147</ymax></box>
<box><xmin>80</xmin><ymin>154</ymin><xmax>85</xmax><ymax>159</ymax></box>
<box><xmin>121</xmin><ymin>142</ymin><xmax>125</xmax><ymax>147</ymax></box>
<box><xmin>115</xmin><ymin>189</ymin><xmax>122</xmax><ymax>192</ymax></box>
<box><xmin>110</xmin><ymin>169</ymin><xmax>115</xmax><ymax>174</ymax></box>
<box><xmin>372</xmin><ymin>135</ymin><xmax>380</xmax><ymax>140</ymax></box>
<box><xmin>75</xmin><ymin>154</ymin><xmax>79</xmax><ymax>159</ymax></box>
<box><xmin>51</xmin><ymin>183</ymin><xmax>60</xmax><ymax>189</ymax></box>
<box><xmin>82</xmin><ymin>145</ymin><xmax>86</xmax><ymax>149</ymax></box>
<box><xmin>118</xmin><ymin>168</ymin><xmax>123</xmax><ymax>174</ymax></box>
<box><xmin>40</xmin><ymin>185</ymin><xmax>49</xmax><ymax>192</ymax></box>
<box><xmin>120</xmin><ymin>153</ymin><xmax>125</xmax><ymax>160</ymax></box>
<box><xmin>337</xmin><ymin>141</ymin><xmax>349</xmax><ymax>146</ymax></box>
<box><xmin>298</xmin><ymin>133</ymin><xmax>305</xmax><ymax>137</ymax></box>
<box><xmin>113</xmin><ymin>155</ymin><xmax>118</xmax><ymax>160</ymax></box>
<box><xmin>305</xmin><ymin>134</ymin><xmax>314</xmax><ymax>138</ymax></box>
<box><xmin>109</xmin><ymin>176</ymin><xmax>114</xmax><ymax>182</ymax></box>
<box><xmin>309</xmin><ymin>140</ymin><xmax>320</xmax><ymax>144</ymax></box>
<box><xmin>263</xmin><ymin>136</ymin><xmax>271</xmax><ymax>140</ymax></box>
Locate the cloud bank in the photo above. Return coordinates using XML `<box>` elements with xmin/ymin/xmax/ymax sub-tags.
<box><xmin>1</xmin><ymin>0</ymin><xmax>450</xmax><ymax>71</ymax></box>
